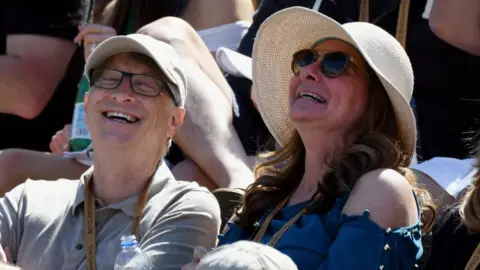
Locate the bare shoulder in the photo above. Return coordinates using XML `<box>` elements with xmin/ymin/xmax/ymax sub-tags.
<box><xmin>341</xmin><ymin>168</ymin><xmax>419</xmax><ymax>229</ymax></box>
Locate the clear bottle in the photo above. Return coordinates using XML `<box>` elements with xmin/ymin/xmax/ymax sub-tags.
<box><xmin>113</xmin><ymin>235</ymin><xmax>153</xmax><ymax>270</ymax></box>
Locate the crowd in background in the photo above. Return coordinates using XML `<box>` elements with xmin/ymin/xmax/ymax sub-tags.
<box><xmin>0</xmin><ymin>0</ymin><xmax>479</xmax><ymax>269</ymax></box>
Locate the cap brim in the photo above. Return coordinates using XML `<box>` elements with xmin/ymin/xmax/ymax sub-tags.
<box><xmin>252</xmin><ymin>7</ymin><xmax>416</xmax><ymax>161</ymax></box>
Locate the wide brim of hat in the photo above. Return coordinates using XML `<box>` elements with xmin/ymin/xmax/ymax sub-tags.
<box><xmin>252</xmin><ymin>7</ymin><xmax>416</xmax><ymax>162</ymax></box>
<box><xmin>84</xmin><ymin>34</ymin><xmax>187</xmax><ymax>107</ymax></box>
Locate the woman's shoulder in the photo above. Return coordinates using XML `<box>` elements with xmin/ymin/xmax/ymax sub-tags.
<box><xmin>342</xmin><ymin>168</ymin><xmax>419</xmax><ymax>229</ymax></box>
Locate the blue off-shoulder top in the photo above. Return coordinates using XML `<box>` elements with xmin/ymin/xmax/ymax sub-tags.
<box><xmin>218</xmin><ymin>192</ymin><xmax>423</xmax><ymax>270</ymax></box>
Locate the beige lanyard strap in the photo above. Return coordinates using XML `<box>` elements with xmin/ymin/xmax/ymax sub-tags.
<box><xmin>465</xmin><ymin>243</ymin><xmax>480</xmax><ymax>270</ymax></box>
<box><xmin>84</xmin><ymin>178</ymin><xmax>152</xmax><ymax>270</ymax></box>
<box><xmin>359</xmin><ymin>0</ymin><xmax>411</xmax><ymax>48</ymax></box>
<box><xmin>253</xmin><ymin>194</ymin><xmax>321</xmax><ymax>247</ymax></box>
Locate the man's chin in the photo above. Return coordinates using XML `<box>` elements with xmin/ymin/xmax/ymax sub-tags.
<box><xmin>94</xmin><ymin>133</ymin><xmax>138</xmax><ymax>148</ymax></box>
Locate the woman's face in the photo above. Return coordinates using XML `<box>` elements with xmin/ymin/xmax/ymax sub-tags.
<box><xmin>288</xmin><ymin>39</ymin><xmax>369</xmax><ymax>136</ymax></box>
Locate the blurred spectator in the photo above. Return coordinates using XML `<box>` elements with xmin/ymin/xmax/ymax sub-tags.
<box><xmin>0</xmin><ymin>0</ymin><xmax>92</xmax><ymax>151</ymax></box>
<box><xmin>236</xmin><ymin>0</ymin><xmax>480</xmax><ymax>161</ymax></box>
<box><xmin>183</xmin><ymin>241</ymin><xmax>298</xmax><ymax>270</ymax></box>
<box><xmin>412</xmin><ymin>157</ymin><xmax>476</xmax><ymax>213</ymax></box>
<box><xmin>424</xmin><ymin>145</ymin><xmax>480</xmax><ymax>270</ymax></box>
<box><xmin>0</xmin><ymin>34</ymin><xmax>220</xmax><ymax>270</ymax></box>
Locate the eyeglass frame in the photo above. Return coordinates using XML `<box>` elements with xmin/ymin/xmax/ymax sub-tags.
<box><xmin>88</xmin><ymin>68</ymin><xmax>180</xmax><ymax>106</ymax></box>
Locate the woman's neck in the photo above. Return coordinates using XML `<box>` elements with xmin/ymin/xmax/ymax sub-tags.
<box><xmin>288</xmin><ymin>132</ymin><xmax>345</xmax><ymax>206</ymax></box>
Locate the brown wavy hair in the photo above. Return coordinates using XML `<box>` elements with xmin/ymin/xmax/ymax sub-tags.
<box><xmin>458</xmin><ymin>143</ymin><xmax>480</xmax><ymax>232</ymax></box>
<box><xmin>237</xmin><ymin>68</ymin><xmax>436</xmax><ymax>233</ymax></box>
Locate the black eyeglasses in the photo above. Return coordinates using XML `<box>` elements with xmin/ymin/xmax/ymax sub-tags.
<box><xmin>89</xmin><ymin>69</ymin><xmax>179</xmax><ymax>106</ymax></box>
<box><xmin>291</xmin><ymin>50</ymin><xmax>355</xmax><ymax>78</ymax></box>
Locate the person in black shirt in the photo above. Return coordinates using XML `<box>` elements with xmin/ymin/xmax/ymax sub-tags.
<box><xmin>425</xmin><ymin>149</ymin><xmax>480</xmax><ymax>270</ymax></box>
<box><xmin>0</xmin><ymin>0</ymin><xmax>91</xmax><ymax>151</ymax></box>
<box><xmin>237</xmin><ymin>0</ymin><xmax>480</xmax><ymax>161</ymax></box>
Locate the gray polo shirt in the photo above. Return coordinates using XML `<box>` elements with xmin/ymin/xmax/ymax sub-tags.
<box><xmin>0</xmin><ymin>162</ymin><xmax>221</xmax><ymax>270</ymax></box>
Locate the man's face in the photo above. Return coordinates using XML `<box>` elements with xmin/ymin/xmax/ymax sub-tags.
<box><xmin>84</xmin><ymin>52</ymin><xmax>184</xmax><ymax>158</ymax></box>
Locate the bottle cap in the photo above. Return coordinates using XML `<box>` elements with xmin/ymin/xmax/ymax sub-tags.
<box><xmin>120</xmin><ymin>235</ymin><xmax>138</xmax><ymax>247</ymax></box>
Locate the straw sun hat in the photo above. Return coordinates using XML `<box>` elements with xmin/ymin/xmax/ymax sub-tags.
<box><xmin>252</xmin><ymin>7</ymin><xmax>416</xmax><ymax>162</ymax></box>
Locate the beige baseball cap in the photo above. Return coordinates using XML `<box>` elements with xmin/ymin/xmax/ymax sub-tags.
<box><xmin>84</xmin><ymin>34</ymin><xmax>187</xmax><ymax>107</ymax></box>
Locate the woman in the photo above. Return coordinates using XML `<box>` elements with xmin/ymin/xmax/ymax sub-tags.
<box><xmin>424</xmin><ymin>146</ymin><xmax>480</xmax><ymax>269</ymax></box>
<box><xmin>210</xmin><ymin>7</ymin><xmax>435</xmax><ymax>269</ymax></box>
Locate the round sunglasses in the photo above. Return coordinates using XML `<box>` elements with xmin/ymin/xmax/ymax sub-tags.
<box><xmin>291</xmin><ymin>50</ymin><xmax>355</xmax><ymax>78</ymax></box>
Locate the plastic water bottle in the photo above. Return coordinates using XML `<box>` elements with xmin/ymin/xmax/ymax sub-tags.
<box><xmin>113</xmin><ymin>235</ymin><xmax>153</xmax><ymax>270</ymax></box>
<box><xmin>68</xmin><ymin>75</ymin><xmax>91</xmax><ymax>152</ymax></box>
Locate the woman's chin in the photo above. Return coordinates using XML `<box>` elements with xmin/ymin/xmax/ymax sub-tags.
<box><xmin>289</xmin><ymin>107</ymin><xmax>326</xmax><ymax>123</ymax></box>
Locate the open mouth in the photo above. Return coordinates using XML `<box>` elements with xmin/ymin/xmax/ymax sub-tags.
<box><xmin>298</xmin><ymin>92</ymin><xmax>327</xmax><ymax>104</ymax></box>
<box><xmin>102</xmin><ymin>111</ymin><xmax>140</xmax><ymax>124</ymax></box>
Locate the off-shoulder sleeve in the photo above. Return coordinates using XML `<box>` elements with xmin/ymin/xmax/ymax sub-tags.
<box><xmin>318</xmin><ymin>209</ymin><xmax>423</xmax><ymax>270</ymax></box>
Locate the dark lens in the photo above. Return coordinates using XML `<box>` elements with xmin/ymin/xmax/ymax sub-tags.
<box><xmin>321</xmin><ymin>52</ymin><xmax>349</xmax><ymax>78</ymax></box>
<box><xmin>92</xmin><ymin>69</ymin><xmax>122</xmax><ymax>88</ymax></box>
<box><xmin>291</xmin><ymin>50</ymin><xmax>316</xmax><ymax>75</ymax></box>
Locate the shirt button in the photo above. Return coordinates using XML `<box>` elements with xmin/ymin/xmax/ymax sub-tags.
<box><xmin>76</xmin><ymin>244</ymin><xmax>83</xmax><ymax>250</ymax></box>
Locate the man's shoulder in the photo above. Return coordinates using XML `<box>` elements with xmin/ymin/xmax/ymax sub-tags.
<box><xmin>149</xmin><ymin>179</ymin><xmax>220</xmax><ymax>215</ymax></box>
<box><xmin>152</xmin><ymin>178</ymin><xmax>217</xmax><ymax>203</ymax></box>
<box><xmin>145</xmin><ymin>179</ymin><xmax>221</xmax><ymax>237</ymax></box>
<box><xmin>1</xmin><ymin>178</ymin><xmax>81</xmax><ymax>222</ymax></box>
<box><xmin>20</xmin><ymin>178</ymin><xmax>80</xmax><ymax>200</ymax></box>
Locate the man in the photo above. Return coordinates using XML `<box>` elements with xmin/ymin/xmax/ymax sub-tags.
<box><xmin>236</xmin><ymin>0</ymin><xmax>480</xmax><ymax>161</ymax></box>
<box><xmin>0</xmin><ymin>34</ymin><xmax>221</xmax><ymax>269</ymax></box>
<box><xmin>0</xmin><ymin>0</ymin><xmax>91</xmax><ymax>150</ymax></box>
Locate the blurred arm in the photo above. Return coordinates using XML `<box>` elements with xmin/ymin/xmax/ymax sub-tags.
<box><xmin>182</xmin><ymin>0</ymin><xmax>255</xmax><ymax>31</ymax></box>
<box><xmin>0</xmin><ymin>35</ymin><xmax>75</xmax><ymax>119</ymax></box>
<box><xmin>429</xmin><ymin>0</ymin><xmax>480</xmax><ymax>56</ymax></box>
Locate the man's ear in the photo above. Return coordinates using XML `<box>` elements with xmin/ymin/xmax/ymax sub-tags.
<box><xmin>167</xmin><ymin>107</ymin><xmax>185</xmax><ymax>138</ymax></box>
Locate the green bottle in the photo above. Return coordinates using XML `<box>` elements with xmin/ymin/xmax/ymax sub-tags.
<box><xmin>68</xmin><ymin>75</ymin><xmax>92</xmax><ymax>152</ymax></box>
